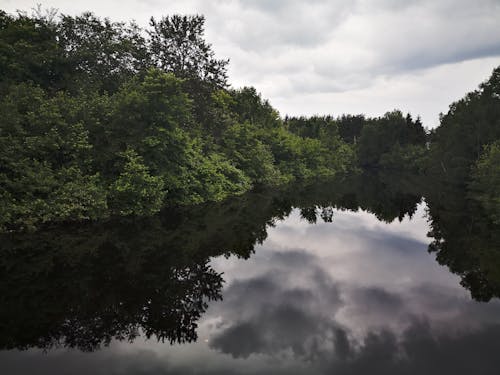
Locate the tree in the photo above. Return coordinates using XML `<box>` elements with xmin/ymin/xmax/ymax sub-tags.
<box><xmin>109</xmin><ymin>149</ymin><xmax>165</xmax><ymax>216</ymax></box>
<box><xmin>357</xmin><ymin>111</ymin><xmax>427</xmax><ymax>168</ymax></box>
<box><xmin>148</xmin><ymin>15</ymin><xmax>229</xmax><ymax>128</ymax></box>
<box><xmin>337</xmin><ymin>114</ymin><xmax>366</xmax><ymax>144</ymax></box>
<box><xmin>149</xmin><ymin>15</ymin><xmax>228</xmax><ymax>88</ymax></box>
<box><xmin>0</xmin><ymin>83</ymin><xmax>107</xmax><ymax>231</ymax></box>
<box><xmin>0</xmin><ymin>9</ymin><xmax>358</xmax><ymax>232</ymax></box>
<box><xmin>0</xmin><ymin>10</ymin><xmax>62</xmax><ymax>92</ymax></box>
<box><xmin>221</xmin><ymin>122</ymin><xmax>282</xmax><ymax>185</ymax></box>
<box><xmin>469</xmin><ymin>141</ymin><xmax>500</xmax><ymax>224</ymax></box>
<box><xmin>57</xmin><ymin>12</ymin><xmax>149</xmax><ymax>93</ymax></box>
<box><xmin>429</xmin><ymin>66</ymin><xmax>500</xmax><ymax>180</ymax></box>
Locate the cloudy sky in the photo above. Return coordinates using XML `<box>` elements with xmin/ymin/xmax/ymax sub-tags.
<box><xmin>3</xmin><ymin>0</ymin><xmax>500</xmax><ymax>128</ymax></box>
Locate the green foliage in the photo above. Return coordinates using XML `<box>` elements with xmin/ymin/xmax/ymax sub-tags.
<box><xmin>106</xmin><ymin>69</ymin><xmax>193</xmax><ymax>176</ymax></box>
<box><xmin>337</xmin><ymin>114</ymin><xmax>366</xmax><ymax>144</ymax></box>
<box><xmin>182</xmin><ymin>152</ymin><xmax>252</xmax><ymax>203</ymax></box>
<box><xmin>0</xmin><ymin>10</ymin><xmax>61</xmax><ymax>92</ymax></box>
<box><xmin>221</xmin><ymin>123</ymin><xmax>282</xmax><ymax>185</ymax></box>
<box><xmin>0</xmin><ymin>83</ymin><xmax>108</xmax><ymax>231</ymax></box>
<box><xmin>148</xmin><ymin>14</ymin><xmax>229</xmax><ymax>127</ymax></box>
<box><xmin>264</xmin><ymin>129</ymin><xmax>327</xmax><ymax>180</ymax></box>
<box><xmin>0</xmin><ymin>9</ymin><xmax>359</xmax><ymax>232</ymax></box>
<box><xmin>379</xmin><ymin>144</ymin><xmax>428</xmax><ymax>172</ymax></box>
<box><xmin>229</xmin><ymin>87</ymin><xmax>281</xmax><ymax>129</ymax></box>
<box><xmin>285</xmin><ymin>115</ymin><xmax>339</xmax><ymax>142</ymax></box>
<box><xmin>110</xmin><ymin>149</ymin><xmax>165</xmax><ymax>216</ymax></box>
<box><xmin>357</xmin><ymin>111</ymin><xmax>427</xmax><ymax>168</ymax></box>
<box><xmin>429</xmin><ymin>66</ymin><xmax>500</xmax><ymax>180</ymax></box>
<box><xmin>426</xmin><ymin>173</ymin><xmax>500</xmax><ymax>302</ymax></box>
<box><xmin>149</xmin><ymin>15</ymin><xmax>227</xmax><ymax>88</ymax></box>
<box><xmin>420</xmin><ymin>68</ymin><xmax>500</xmax><ymax>302</ymax></box>
<box><xmin>285</xmin><ymin>111</ymin><xmax>426</xmax><ymax>172</ymax></box>
<box><xmin>469</xmin><ymin>141</ymin><xmax>500</xmax><ymax>224</ymax></box>
<box><xmin>57</xmin><ymin>12</ymin><xmax>149</xmax><ymax>93</ymax></box>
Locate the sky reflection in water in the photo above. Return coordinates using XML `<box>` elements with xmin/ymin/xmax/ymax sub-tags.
<box><xmin>3</xmin><ymin>204</ymin><xmax>500</xmax><ymax>374</ymax></box>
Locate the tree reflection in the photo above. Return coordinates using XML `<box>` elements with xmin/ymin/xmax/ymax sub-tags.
<box><xmin>0</xmin><ymin>171</ymin><xmax>499</xmax><ymax>351</ymax></box>
<box><xmin>0</xmin><ymin>227</ymin><xmax>224</xmax><ymax>351</ymax></box>
<box><xmin>425</xmin><ymin>174</ymin><xmax>500</xmax><ymax>302</ymax></box>
<box><xmin>0</xmin><ymin>192</ymin><xmax>277</xmax><ymax>351</ymax></box>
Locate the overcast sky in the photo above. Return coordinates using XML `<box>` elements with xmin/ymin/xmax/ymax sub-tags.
<box><xmin>3</xmin><ymin>0</ymin><xmax>500</xmax><ymax>128</ymax></box>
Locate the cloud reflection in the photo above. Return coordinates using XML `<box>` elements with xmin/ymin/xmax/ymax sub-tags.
<box><xmin>204</xmin><ymin>208</ymin><xmax>500</xmax><ymax>372</ymax></box>
<box><xmin>3</xmin><ymin>207</ymin><xmax>500</xmax><ymax>374</ymax></box>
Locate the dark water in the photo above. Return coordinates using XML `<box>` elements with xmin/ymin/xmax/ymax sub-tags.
<box><xmin>1</xmin><ymin>174</ymin><xmax>500</xmax><ymax>374</ymax></box>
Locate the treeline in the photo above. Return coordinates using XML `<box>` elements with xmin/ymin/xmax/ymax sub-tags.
<box><xmin>285</xmin><ymin>66</ymin><xmax>500</xmax><ymax>225</ymax></box>
<box><xmin>285</xmin><ymin>111</ymin><xmax>428</xmax><ymax>171</ymax></box>
<box><xmin>0</xmin><ymin>10</ymin><xmax>354</xmax><ymax>232</ymax></box>
<box><xmin>1</xmin><ymin>9</ymin><xmax>499</xmax><ymax>233</ymax></box>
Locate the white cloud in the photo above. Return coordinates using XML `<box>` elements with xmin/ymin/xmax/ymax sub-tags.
<box><xmin>270</xmin><ymin>57</ymin><xmax>500</xmax><ymax>127</ymax></box>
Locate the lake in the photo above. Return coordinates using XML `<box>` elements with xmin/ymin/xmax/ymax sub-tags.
<box><xmin>1</xmin><ymin>175</ymin><xmax>500</xmax><ymax>374</ymax></box>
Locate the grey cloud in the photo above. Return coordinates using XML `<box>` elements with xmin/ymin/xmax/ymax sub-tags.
<box><xmin>205</xmin><ymin>0</ymin><xmax>351</xmax><ymax>50</ymax></box>
<box><xmin>209</xmin><ymin>249</ymin><xmax>346</xmax><ymax>359</ymax></box>
<box><xmin>210</xmin><ymin>304</ymin><xmax>327</xmax><ymax>359</ymax></box>
<box><xmin>207</xmin><ymin>0</ymin><xmax>500</xmax><ymax>103</ymax></box>
<box><xmin>4</xmin><ymin>241</ymin><xmax>500</xmax><ymax>374</ymax></box>
<box><xmin>208</xmin><ymin>233</ymin><xmax>500</xmax><ymax>365</ymax></box>
<box><xmin>218</xmin><ymin>249</ymin><xmax>343</xmax><ymax>317</ymax></box>
<box><xmin>0</xmin><ymin>348</ymin><xmax>170</xmax><ymax>375</ymax></box>
<box><xmin>210</xmin><ymin>269</ymin><xmax>500</xmax><ymax>373</ymax></box>
<box><xmin>349</xmin><ymin>286</ymin><xmax>405</xmax><ymax>313</ymax></box>
<box><xmin>4</xmin><ymin>321</ymin><xmax>500</xmax><ymax>374</ymax></box>
<box><xmin>302</xmin><ymin>217</ymin><xmax>428</xmax><ymax>254</ymax></box>
<box><xmin>239</xmin><ymin>0</ymin><xmax>328</xmax><ymax>14</ymax></box>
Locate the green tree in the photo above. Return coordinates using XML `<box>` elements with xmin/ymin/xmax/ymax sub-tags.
<box><xmin>109</xmin><ymin>149</ymin><xmax>165</xmax><ymax>216</ymax></box>
<box><xmin>469</xmin><ymin>141</ymin><xmax>500</xmax><ymax>224</ymax></box>
<box><xmin>337</xmin><ymin>114</ymin><xmax>366</xmax><ymax>144</ymax></box>
<box><xmin>0</xmin><ymin>9</ymin><xmax>358</xmax><ymax>232</ymax></box>
<box><xmin>149</xmin><ymin>15</ymin><xmax>228</xmax><ymax>127</ymax></box>
<box><xmin>221</xmin><ymin>122</ymin><xmax>282</xmax><ymax>185</ymax></box>
<box><xmin>0</xmin><ymin>10</ymin><xmax>63</xmax><ymax>92</ymax></box>
<box><xmin>429</xmin><ymin>66</ymin><xmax>500</xmax><ymax>180</ymax></box>
<box><xmin>357</xmin><ymin>111</ymin><xmax>426</xmax><ymax>168</ymax></box>
<box><xmin>0</xmin><ymin>83</ymin><xmax>106</xmax><ymax>231</ymax></box>
<box><xmin>57</xmin><ymin>12</ymin><xmax>149</xmax><ymax>93</ymax></box>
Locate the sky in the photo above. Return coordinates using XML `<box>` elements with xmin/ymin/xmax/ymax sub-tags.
<box><xmin>2</xmin><ymin>0</ymin><xmax>500</xmax><ymax>128</ymax></box>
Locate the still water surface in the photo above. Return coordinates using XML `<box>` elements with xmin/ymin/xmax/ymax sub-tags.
<box><xmin>1</xmin><ymin>178</ymin><xmax>500</xmax><ymax>374</ymax></box>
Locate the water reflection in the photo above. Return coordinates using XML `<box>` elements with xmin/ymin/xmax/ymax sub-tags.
<box><xmin>204</xmin><ymin>208</ymin><xmax>500</xmax><ymax>374</ymax></box>
<box><xmin>1</xmin><ymin>172</ymin><xmax>500</xmax><ymax>373</ymax></box>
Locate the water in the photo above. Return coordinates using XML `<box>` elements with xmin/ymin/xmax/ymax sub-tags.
<box><xmin>1</xmin><ymin>176</ymin><xmax>500</xmax><ymax>374</ymax></box>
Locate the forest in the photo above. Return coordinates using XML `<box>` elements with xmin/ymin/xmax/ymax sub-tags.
<box><xmin>0</xmin><ymin>9</ymin><xmax>499</xmax><ymax>233</ymax></box>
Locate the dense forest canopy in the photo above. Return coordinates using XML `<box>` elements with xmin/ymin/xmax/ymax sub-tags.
<box><xmin>0</xmin><ymin>8</ymin><xmax>499</xmax><ymax>235</ymax></box>
<box><xmin>0</xmin><ymin>9</ymin><xmax>352</xmax><ymax>231</ymax></box>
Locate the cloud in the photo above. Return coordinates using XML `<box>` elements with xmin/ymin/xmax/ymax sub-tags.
<box><xmin>205</xmin><ymin>0</ymin><xmax>350</xmax><ymax>50</ymax></box>
<box><xmin>205</xmin><ymin>244</ymin><xmax>500</xmax><ymax>373</ymax></box>
<box><xmin>4</xmin><ymin>321</ymin><xmax>500</xmax><ymax>374</ymax></box>
<box><xmin>208</xmin><ymin>249</ymin><xmax>346</xmax><ymax>359</ymax></box>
